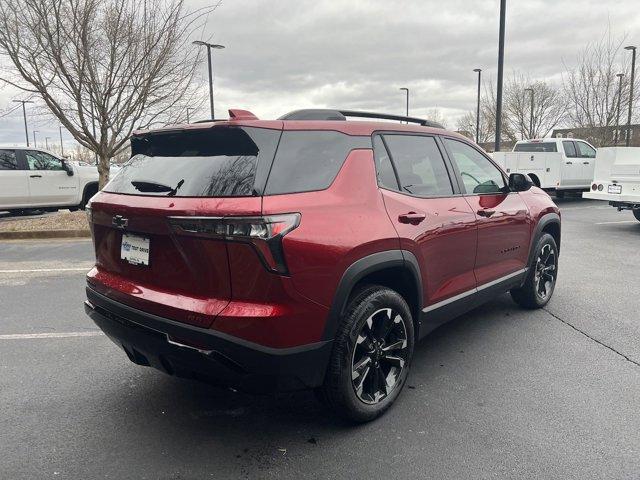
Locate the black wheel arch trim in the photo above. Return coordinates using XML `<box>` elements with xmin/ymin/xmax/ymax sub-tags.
<box><xmin>322</xmin><ymin>249</ymin><xmax>423</xmax><ymax>341</ymax></box>
<box><xmin>81</xmin><ymin>181</ymin><xmax>99</xmax><ymax>205</ymax></box>
<box><xmin>527</xmin><ymin>212</ymin><xmax>561</xmax><ymax>270</ymax></box>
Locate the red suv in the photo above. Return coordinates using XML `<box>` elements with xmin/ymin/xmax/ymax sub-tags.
<box><xmin>84</xmin><ymin>108</ymin><xmax>560</xmax><ymax>422</ymax></box>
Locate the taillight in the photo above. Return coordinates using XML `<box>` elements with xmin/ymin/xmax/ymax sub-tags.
<box><xmin>598</xmin><ymin>184</ymin><xmax>604</xmax><ymax>191</ymax></box>
<box><xmin>591</xmin><ymin>183</ymin><xmax>597</xmax><ymax>191</ymax></box>
<box><xmin>168</xmin><ymin>214</ymin><xmax>301</xmax><ymax>274</ymax></box>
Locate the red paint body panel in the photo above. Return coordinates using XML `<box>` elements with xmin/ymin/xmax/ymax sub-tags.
<box><xmin>463</xmin><ymin>192</ymin><xmax>533</xmax><ymax>285</ymax></box>
<box><xmin>380</xmin><ymin>190</ymin><xmax>478</xmax><ymax>306</ymax></box>
<box><xmin>262</xmin><ymin>149</ymin><xmax>400</xmax><ymax>308</ymax></box>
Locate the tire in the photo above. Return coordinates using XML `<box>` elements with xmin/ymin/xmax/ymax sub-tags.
<box><xmin>80</xmin><ymin>184</ymin><xmax>99</xmax><ymax>210</ymax></box>
<box><xmin>511</xmin><ymin>233</ymin><xmax>559</xmax><ymax>309</ymax></box>
<box><xmin>317</xmin><ymin>285</ymin><xmax>415</xmax><ymax>423</ymax></box>
<box><xmin>633</xmin><ymin>209</ymin><xmax>640</xmax><ymax>222</ymax></box>
<box><xmin>555</xmin><ymin>190</ymin><xmax>565</xmax><ymax>199</ymax></box>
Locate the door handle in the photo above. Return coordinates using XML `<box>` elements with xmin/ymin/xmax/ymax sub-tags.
<box><xmin>583</xmin><ymin>161</ymin><xmax>590</xmax><ymax>165</ymax></box>
<box><xmin>565</xmin><ymin>161</ymin><xmax>573</xmax><ymax>165</ymax></box>
<box><xmin>477</xmin><ymin>209</ymin><xmax>495</xmax><ymax>218</ymax></box>
<box><xmin>398</xmin><ymin>212</ymin><xmax>426</xmax><ymax>225</ymax></box>
<box><xmin>29</xmin><ymin>174</ymin><xmax>42</xmax><ymax>178</ymax></box>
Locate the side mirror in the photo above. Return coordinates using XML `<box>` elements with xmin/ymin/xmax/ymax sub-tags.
<box><xmin>61</xmin><ymin>159</ymin><xmax>74</xmax><ymax>176</ymax></box>
<box><xmin>509</xmin><ymin>173</ymin><xmax>533</xmax><ymax>192</ymax></box>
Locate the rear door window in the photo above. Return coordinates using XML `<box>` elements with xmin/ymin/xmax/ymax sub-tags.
<box><xmin>264</xmin><ymin>131</ymin><xmax>370</xmax><ymax>195</ymax></box>
<box><xmin>382</xmin><ymin>135</ymin><xmax>453</xmax><ymax>196</ymax></box>
<box><xmin>105</xmin><ymin>127</ymin><xmax>281</xmax><ymax>197</ymax></box>
<box><xmin>562</xmin><ymin>141</ymin><xmax>577</xmax><ymax>158</ymax></box>
<box><xmin>0</xmin><ymin>150</ymin><xmax>18</xmax><ymax>170</ymax></box>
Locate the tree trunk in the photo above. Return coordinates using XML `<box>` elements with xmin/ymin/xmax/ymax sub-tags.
<box><xmin>97</xmin><ymin>154</ymin><xmax>111</xmax><ymax>189</ymax></box>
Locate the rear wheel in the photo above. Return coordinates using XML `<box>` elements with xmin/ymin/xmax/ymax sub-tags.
<box><xmin>511</xmin><ymin>233</ymin><xmax>558</xmax><ymax>309</ymax></box>
<box><xmin>633</xmin><ymin>209</ymin><xmax>640</xmax><ymax>222</ymax></box>
<box><xmin>317</xmin><ymin>285</ymin><xmax>414</xmax><ymax>423</ymax></box>
<box><xmin>555</xmin><ymin>190</ymin><xmax>565</xmax><ymax>199</ymax></box>
<box><xmin>80</xmin><ymin>184</ymin><xmax>99</xmax><ymax>210</ymax></box>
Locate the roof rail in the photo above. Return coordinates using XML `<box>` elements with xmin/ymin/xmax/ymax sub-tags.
<box><xmin>279</xmin><ymin>109</ymin><xmax>443</xmax><ymax>128</ymax></box>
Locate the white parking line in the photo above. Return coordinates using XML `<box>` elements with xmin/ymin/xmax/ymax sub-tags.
<box><xmin>0</xmin><ymin>331</ymin><xmax>103</xmax><ymax>340</ymax></box>
<box><xmin>0</xmin><ymin>267</ymin><xmax>91</xmax><ymax>274</ymax></box>
<box><xmin>595</xmin><ymin>220</ymin><xmax>638</xmax><ymax>225</ymax></box>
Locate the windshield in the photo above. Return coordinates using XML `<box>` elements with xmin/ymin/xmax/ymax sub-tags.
<box><xmin>104</xmin><ymin>126</ymin><xmax>281</xmax><ymax>197</ymax></box>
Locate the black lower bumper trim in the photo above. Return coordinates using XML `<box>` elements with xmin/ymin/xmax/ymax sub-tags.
<box><xmin>85</xmin><ymin>287</ymin><xmax>333</xmax><ymax>392</ymax></box>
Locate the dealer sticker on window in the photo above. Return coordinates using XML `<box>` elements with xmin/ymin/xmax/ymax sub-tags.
<box><xmin>608</xmin><ymin>184</ymin><xmax>622</xmax><ymax>194</ymax></box>
<box><xmin>121</xmin><ymin>233</ymin><xmax>150</xmax><ymax>266</ymax></box>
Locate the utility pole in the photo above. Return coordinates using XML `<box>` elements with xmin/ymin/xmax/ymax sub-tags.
<box><xmin>615</xmin><ymin>73</ymin><xmax>624</xmax><ymax>145</ymax></box>
<box><xmin>12</xmin><ymin>100</ymin><xmax>33</xmax><ymax>146</ymax></box>
<box><xmin>59</xmin><ymin>125</ymin><xmax>65</xmax><ymax>156</ymax></box>
<box><xmin>399</xmin><ymin>88</ymin><xmax>409</xmax><ymax>121</ymax></box>
<box><xmin>473</xmin><ymin>69</ymin><xmax>482</xmax><ymax>143</ymax></box>
<box><xmin>524</xmin><ymin>87</ymin><xmax>534</xmax><ymax>139</ymax></box>
<box><xmin>624</xmin><ymin>45</ymin><xmax>636</xmax><ymax>147</ymax></box>
<box><xmin>494</xmin><ymin>0</ymin><xmax>507</xmax><ymax>152</ymax></box>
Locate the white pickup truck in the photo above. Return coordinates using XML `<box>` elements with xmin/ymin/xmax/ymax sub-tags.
<box><xmin>493</xmin><ymin>138</ymin><xmax>597</xmax><ymax>196</ymax></box>
<box><xmin>0</xmin><ymin>146</ymin><xmax>99</xmax><ymax>214</ymax></box>
<box><xmin>583</xmin><ymin>147</ymin><xmax>640</xmax><ymax>222</ymax></box>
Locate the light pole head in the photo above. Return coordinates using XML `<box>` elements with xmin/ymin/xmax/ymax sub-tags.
<box><xmin>193</xmin><ymin>40</ymin><xmax>225</xmax><ymax>49</ymax></box>
<box><xmin>399</xmin><ymin>87</ymin><xmax>409</xmax><ymax>92</ymax></box>
<box><xmin>624</xmin><ymin>45</ymin><xmax>637</xmax><ymax>51</ymax></box>
<box><xmin>473</xmin><ymin>68</ymin><xmax>482</xmax><ymax>73</ymax></box>
<box><xmin>617</xmin><ymin>73</ymin><xmax>624</xmax><ymax>78</ymax></box>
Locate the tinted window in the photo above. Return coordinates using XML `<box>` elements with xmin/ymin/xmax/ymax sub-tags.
<box><xmin>444</xmin><ymin>138</ymin><xmax>506</xmax><ymax>194</ymax></box>
<box><xmin>26</xmin><ymin>151</ymin><xmax>64</xmax><ymax>171</ymax></box>
<box><xmin>576</xmin><ymin>141</ymin><xmax>596</xmax><ymax>158</ymax></box>
<box><xmin>383</xmin><ymin>135</ymin><xmax>453</xmax><ymax>196</ymax></box>
<box><xmin>373</xmin><ymin>136</ymin><xmax>399</xmax><ymax>190</ymax></box>
<box><xmin>105</xmin><ymin>127</ymin><xmax>280</xmax><ymax>197</ymax></box>
<box><xmin>0</xmin><ymin>149</ymin><xmax>18</xmax><ymax>170</ymax></box>
<box><xmin>265</xmin><ymin>131</ymin><xmax>370</xmax><ymax>195</ymax></box>
<box><xmin>514</xmin><ymin>142</ymin><xmax>557</xmax><ymax>152</ymax></box>
<box><xmin>563</xmin><ymin>141</ymin><xmax>577</xmax><ymax>158</ymax></box>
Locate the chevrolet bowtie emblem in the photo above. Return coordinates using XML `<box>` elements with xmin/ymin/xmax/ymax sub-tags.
<box><xmin>112</xmin><ymin>215</ymin><xmax>129</xmax><ymax>229</ymax></box>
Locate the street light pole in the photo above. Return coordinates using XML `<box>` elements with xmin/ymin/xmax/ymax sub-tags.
<box><xmin>473</xmin><ymin>69</ymin><xmax>482</xmax><ymax>143</ymax></box>
<box><xmin>524</xmin><ymin>87</ymin><xmax>534</xmax><ymax>139</ymax></box>
<box><xmin>33</xmin><ymin>130</ymin><xmax>38</xmax><ymax>148</ymax></box>
<box><xmin>12</xmin><ymin>100</ymin><xmax>33</xmax><ymax>146</ymax></box>
<box><xmin>186</xmin><ymin>107</ymin><xmax>194</xmax><ymax>123</ymax></box>
<box><xmin>494</xmin><ymin>0</ymin><xmax>507</xmax><ymax>152</ymax></box>
<box><xmin>59</xmin><ymin>125</ymin><xmax>64</xmax><ymax>156</ymax></box>
<box><xmin>193</xmin><ymin>41</ymin><xmax>225</xmax><ymax>119</ymax></box>
<box><xmin>624</xmin><ymin>45</ymin><xmax>636</xmax><ymax>147</ymax></box>
<box><xmin>615</xmin><ymin>73</ymin><xmax>624</xmax><ymax>145</ymax></box>
<box><xmin>399</xmin><ymin>88</ymin><xmax>409</xmax><ymax>121</ymax></box>
<box><xmin>45</xmin><ymin>137</ymin><xmax>50</xmax><ymax>150</ymax></box>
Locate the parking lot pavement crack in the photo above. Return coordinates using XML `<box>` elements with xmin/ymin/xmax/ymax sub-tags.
<box><xmin>543</xmin><ymin>308</ymin><xmax>640</xmax><ymax>368</ymax></box>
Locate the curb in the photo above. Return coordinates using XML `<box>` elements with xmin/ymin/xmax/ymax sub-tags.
<box><xmin>0</xmin><ymin>230</ymin><xmax>91</xmax><ymax>240</ymax></box>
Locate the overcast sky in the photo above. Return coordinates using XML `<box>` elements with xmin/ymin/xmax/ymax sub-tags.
<box><xmin>1</xmin><ymin>0</ymin><xmax>639</xmax><ymax>149</ymax></box>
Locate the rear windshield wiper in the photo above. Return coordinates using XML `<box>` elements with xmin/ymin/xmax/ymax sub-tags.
<box><xmin>131</xmin><ymin>179</ymin><xmax>184</xmax><ymax>196</ymax></box>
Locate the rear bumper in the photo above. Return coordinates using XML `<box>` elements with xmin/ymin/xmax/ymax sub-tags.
<box><xmin>85</xmin><ymin>286</ymin><xmax>333</xmax><ymax>392</ymax></box>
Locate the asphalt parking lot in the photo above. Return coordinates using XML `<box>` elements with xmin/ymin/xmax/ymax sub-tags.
<box><xmin>1</xmin><ymin>197</ymin><xmax>639</xmax><ymax>480</ymax></box>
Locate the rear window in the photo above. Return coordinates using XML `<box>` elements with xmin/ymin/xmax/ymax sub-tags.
<box><xmin>264</xmin><ymin>131</ymin><xmax>371</xmax><ymax>195</ymax></box>
<box><xmin>104</xmin><ymin>127</ymin><xmax>280</xmax><ymax>197</ymax></box>
<box><xmin>513</xmin><ymin>142</ymin><xmax>557</xmax><ymax>152</ymax></box>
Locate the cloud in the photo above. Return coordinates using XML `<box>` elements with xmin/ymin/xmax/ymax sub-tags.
<box><xmin>1</xmin><ymin>0</ymin><xmax>639</xmax><ymax>145</ymax></box>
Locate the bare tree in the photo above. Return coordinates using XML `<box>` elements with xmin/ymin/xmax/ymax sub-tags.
<box><xmin>562</xmin><ymin>28</ymin><xmax>635</xmax><ymax>146</ymax></box>
<box><xmin>0</xmin><ymin>0</ymin><xmax>211</xmax><ymax>187</ymax></box>
<box><xmin>505</xmin><ymin>73</ymin><xmax>567</xmax><ymax>139</ymax></box>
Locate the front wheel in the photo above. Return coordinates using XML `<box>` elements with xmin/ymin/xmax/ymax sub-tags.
<box><xmin>633</xmin><ymin>209</ymin><xmax>640</xmax><ymax>222</ymax></box>
<box><xmin>317</xmin><ymin>285</ymin><xmax>415</xmax><ymax>423</ymax></box>
<box><xmin>511</xmin><ymin>233</ymin><xmax>558</xmax><ymax>309</ymax></box>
